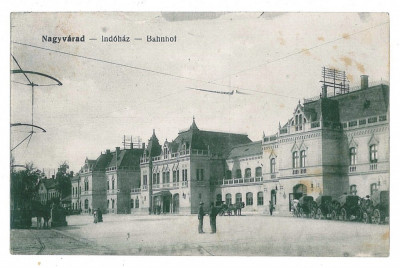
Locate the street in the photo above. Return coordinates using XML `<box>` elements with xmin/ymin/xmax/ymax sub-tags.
<box><xmin>11</xmin><ymin>214</ymin><xmax>389</xmax><ymax>256</ymax></box>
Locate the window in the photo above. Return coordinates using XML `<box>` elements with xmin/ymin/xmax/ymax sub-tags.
<box><xmin>107</xmin><ymin>180</ymin><xmax>110</xmax><ymax>190</ymax></box>
<box><xmin>196</xmin><ymin>169</ymin><xmax>204</xmax><ymax>181</ymax></box>
<box><xmin>235</xmin><ymin>193</ymin><xmax>242</xmax><ymax>204</ymax></box>
<box><xmin>131</xmin><ymin>199</ymin><xmax>134</xmax><ymax>209</ymax></box>
<box><xmin>292</xmin><ymin>151</ymin><xmax>299</xmax><ymax>168</ymax></box>
<box><xmin>84</xmin><ymin>199</ymin><xmax>88</xmax><ymax>209</ymax></box>
<box><xmin>163</xmin><ymin>146</ymin><xmax>168</xmax><ymax>159</ymax></box>
<box><xmin>225</xmin><ymin>193</ymin><xmax>232</xmax><ymax>205</ymax></box>
<box><xmin>370</xmin><ymin>183</ymin><xmax>378</xmax><ymax>195</ymax></box>
<box><xmin>112</xmin><ymin>199</ymin><xmax>115</xmax><ymax>209</ymax></box>
<box><xmin>162</xmin><ymin>172</ymin><xmax>166</xmax><ymax>183</ymax></box>
<box><xmin>270</xmin><ymin>158</ymin><xmax>276</xmax><ymax>173</ymax></box>
<box><xmin>107</xmin><ymin>199</ymin><xmax>110</xmax><ymax>208</ymax></box>
<box><xmin>135</xmin><ymin>197</ymin><xmax>139</xmax><ymax>208</ymax></box>
<box><xmin>236</xmin><ymin>169</ymin><xmax>242</xmax><ymax>178</ymax></box>
<box><xmin>300</xmin><ymin>150</ymin><xmax>306</xmax><ymax>168</ymax></box>
<box><xmin>257</xmin><ymin>192</ymin><xmax>264</xmax><ymax>206</ymax></box>
<box><xmin>165</xmin><ymin>171</ymin><xmax>170</xmax><ymax>183</ymax></box>
<box><xmin>216</xmin><ymin>194</ymin><xmax>222</xmax><ymax>204</ymax></box>
<box><xmin>143</xmin><ymin>175</ymin><xmax>148</xmax><ymax>186</ymax></box>
<box><xmin>173</xmin><ymin>171</ymin><xmax>177</xmax><ymax>182</ymax></box>
<box><xmin>245</xmin><ymin>168</ymin><xmax>252</xmax><ymax>178</ymax></box>
<box><xmin>246</xmin><ymin>192</ymin><xmax>253</xmax><ymax>206</ymax></box>
<box><xmin>255</xmin><ymin>167</ymin><xmax>262</xmax><ymax>177</ymax></box>
<box><xmin>176</xmin><ymin>170</ymin><xmax>180</xmax><ymax>182</ymax></box>
<box><xmin>112</xmin><ymin>177</ymin><xmax>115</xmax><ymax>190</ymax></box>
<box><xmin>350</xmin><ymin>185</ymin><xmax>357</xmax><ymax>195</ymax></box>
<box><xmin>182</xmin><ymin>169</ymin><xmax>188</xmax><ymax>181</ymax></box>
<box><xmin>350</xmin><ymin>147</ymin><xmax>357</xmax><ymax>165</ymax></box>
<box><xmin>370</xmin><ymin>145</ymin><xmax>378</xmax><ymax>163</ymax></box>
<box><xmin>157</xmin><ymin>173</ymin><xmax>160</xmax><ymax>184</ymax></box>
<box><xmin>72</xmin><ymin>187</ymin><xmax>74</xmax><ymax>196</ymax></box>
<box><xmin>226</xmin><ymin>170</ymin><xmax>232</xmax><ymax>180</ymax></box>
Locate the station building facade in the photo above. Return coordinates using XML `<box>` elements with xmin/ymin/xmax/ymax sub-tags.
<box><xmin>73</xmin><ymin>75</ymin><xmax>389</xmax><ymax>216</ymax></box>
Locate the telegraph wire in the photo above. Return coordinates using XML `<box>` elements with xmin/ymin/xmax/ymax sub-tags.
<box><xmin>208</xmin><ymin>20</ymin><xmax>390</xmax><ymax>83</ymax></box>
<box><xmin>12</xmin><ymin>41</ymin><xmax>299</xmax><ymax>100</ymax></box>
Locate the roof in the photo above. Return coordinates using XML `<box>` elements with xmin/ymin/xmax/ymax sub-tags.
<box><xmin>93</xmin><ymin>152</ymin><xmax>113</xmax><ymax>171</ymax></box>
<box><xmin>39</xmin><ymin>179</ymin><xmax>57</xmax><ymax>190</ymax></box>
<box><xmin>167</xmin><ymin>119</ymin><xmax>252</xmax><ymax>158</ymax></box>
<box><xmin>146</xmin><ymin>130</ymin><xmax>162</xmax><ymax>157</ymax></box>
<box><xmin>303</xmin><ymin>84</ymin><xmax>389</xmax><ymax>122</ymax></box>
<box><xmin>71</xmin><ymin>174</ymin><xmax>80</xmax><ymax>182</ymax></box>
<box><xmin>106</xmin><ymin>148</ymin><xmax>144</xmax><ymax>169</ymax></box>
<box><xmin>227</xmin><ymin>141</ymin><xmax>262</xmax><ymax>159</ymax></box>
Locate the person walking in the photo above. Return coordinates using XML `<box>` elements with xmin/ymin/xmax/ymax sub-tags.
<box><xmin>269</xmin><ymin>200</ymin><xmax>274</xmax><ymax>216</ymax></box>
<box><xmin>209</xmin><ymin>202</ymin><xmax>218</xmax><ymax>233</ymax></box>
<box><xmin>198</xmin><ymin>202</ymin><xmax>205</xmax><ymax>233</ymax></box>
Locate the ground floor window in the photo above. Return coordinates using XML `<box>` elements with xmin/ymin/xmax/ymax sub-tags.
<box><xmin>246</xmin><ymin>192</ymin><xmax>253</xmax><ymax>206</ymax></box>
<box><xmin>84</xmin><ymin>199</ymin><xmax>88</xmax><ymax>209</ymax></box>
<box><xmin>257</xmin><ymin>192</ymin><xmax>264</xmax><ymax>205</ymax></box>
<box><xmin>226</xmin><ymin>193</ymin><xmax>232</xmax><ymax>205</ymax></box>
<box><xmin>135</xmin><ymin>197</ymin><xmax>139</xmax><ymax>208</ymax></box>
<box><xmin>131</xmin><ymin>199</ymin><xmax>134</xmax><ymax>209</ymax></box>
<box><xmin>235</xmin><ymin>193</ymin><xmax>242</xmax><ymax>204</ymax></box>
<box><xmin>350</xmin><ymin>185</ymin><xmax>357</xmax><ymax>195</ymax></box>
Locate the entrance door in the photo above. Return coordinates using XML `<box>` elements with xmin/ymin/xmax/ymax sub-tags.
<box><xmin>163</xmin><ymin>195</ymin><xmax>171</xmax><ymax>213</ymax></box>
<box><xmin>271</xmin><ymin>190</ymin><xmax>276</xmax><ymax>205</ymax></box>
<box><xmin>172</xmin><ymin>194</ymin><xmax>179</xmax><ymax>213</ymax></box>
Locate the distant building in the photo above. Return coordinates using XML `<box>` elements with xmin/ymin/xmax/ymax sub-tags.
<box><xmin>37</xmin><ymin>178</ymin><xmax>61</xmax><ymax>205</ymax></box>
<box><xmin>77</xmin><ymin>146</ymin><xmax>143</xmax><ymax>214</ymax></box>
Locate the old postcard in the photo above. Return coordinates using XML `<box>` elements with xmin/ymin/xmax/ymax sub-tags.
<box><xmin>9</xmin><ymin>12</ymin><xmax>390</xmax><ymax>256</ymax></box>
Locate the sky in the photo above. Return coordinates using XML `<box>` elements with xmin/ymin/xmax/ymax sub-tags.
<box><xmin>9</xmin><ymin>12</ymin><xmax>389</xmax><ymax>173</ymax></box>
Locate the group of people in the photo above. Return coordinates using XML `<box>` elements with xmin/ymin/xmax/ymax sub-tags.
<box><xmin>198</xmin><ymin>202</ymin><xmax>218</xmax><ymax>234</ymax></box>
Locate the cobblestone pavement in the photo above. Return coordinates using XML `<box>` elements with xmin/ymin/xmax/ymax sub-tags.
<box><xmin>10</xmin><ymin>214</ymin><xmax>389</xmax><ymax>256</ymax></box>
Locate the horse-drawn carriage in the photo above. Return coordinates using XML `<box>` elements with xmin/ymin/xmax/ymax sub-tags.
<box><xmin>361</xmin><ymin>190</ymin><xmax>389</xmax><ymax>224</ymax></box>
<box><xmin>331</xmin><ymin>194</ymin><xmax>362</xmax><ymax>221</ymax></box>
<box><xmin>314</xmin><ymin>195</ymin><xmax>333</xmax><ymax>220</ymax></box>
<box><xmin>216</xmin><ymin>201</ymin><xmax>244</xmax><ymax>216</ymax></box>
<box><xmin>296</xmin><ymin>196</ymin><xmax>316</xmax><ymax>218</ymax></box>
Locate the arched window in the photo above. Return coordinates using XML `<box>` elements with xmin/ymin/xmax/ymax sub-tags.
<box><xmin>300</xmin><ymin>150</ymin><xmax>306</xmax><ymax>168</ymax></box>
<box><xmin>163</xmin><ymin>146</ymin><xmax>168</xmax><ymax>159</ymax></box>
<box><xmin>112</xmin><ymin>199</ymin><xmax>115</xmax><ymax>209</ymax></box>
<box><xmin>270</xmin><ymin>158</ymin><xmax>276</xmax><ymax>173</ymax></box>
<box><xmin>226</xmin><ymin>170</ymin><xmax>232</xmax><ymax>179</ymax></box>
<box><xmin>255</xmin><ymin>167</ymin><xmax>262</xmax><ymax>177</ymax></box>
<box><xmin>225</xmin><ymin>193</ymin><xmax>232</xmax><ymax>205</ymax></box>
<box><xmin>245</xmin><ymin>168</ymin><xmax>252</xmax><ymax>178</ymax></box>
<box><xmin>350</xmin><ymin>185</ymin><xmax>357</xmax><ymax>195</ymax></box>
<box><xmin>257</xmin><ymin>192</ymin><xmax>264</xmax><ymax>205</ymax></box>
<box><xmin>131</xmin><ymin>199</ymin><xmax>134</xmax><ymax>209</ymax></box>
<box><xmin>235</xmin><ymin>193</ymin><xmax>242</xmax><ymax>204</ymax></box>
<box><xmin>246</xmin><ymin>192</ymin><xmax>253</xmax><ymax>206</ymax></box>
<box><xmin>292</xmin><ymin>151</ymin><xmax>299</xmax><ymax>168</ymax></box>
<box><xmin>216</xmin><ymin>194</ymin><xmax>222</xmax><ymax>203</ymax></box>
<box><xmin>84</xmin><ymin>199</ymin><xmax>89</xmax><ymax>209</ymax></box>
<box><xmin>370</xmin><ymin>145</ymin><xmax>378</xmax><ymax>163</ymax></box>
<box><xmin>236</xmin><ymin>169</ymin><xmax>242</xmax><ymax>178</ymax></box>
<box><xmin>370</xmin><ymin>183</ymin><xmax>378</xmax><ymax>195</ymax></box>
<box><xmin>350</xmin><ymin>147</ymin><xmax>357</xmax><ymax>165</ymax></box>
<box><xmin>135</xmin><ymin>197</ymin><xmax>139</xmax><ymax>208</ymax></box>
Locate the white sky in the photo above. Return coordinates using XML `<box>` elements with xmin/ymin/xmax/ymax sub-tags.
<box><xmin>10</xmin><ymin>12</ymin><xmax>389</xmax><ymax>172</ymax></box>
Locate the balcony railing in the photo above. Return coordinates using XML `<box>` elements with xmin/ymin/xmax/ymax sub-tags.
<box><xmin>142</xmin><ymin>185</ymin><xmax>148</xmax><ymax>191</ymax></box>
<box><xmin>347</xmin><ymin>161</ymin><xmax>388</xmax><ymax>174</ymax></box>
<box><xmin>222</xmin><ymin>177</ymin><xmax>263</xmax><ymax>185</ymax></box>
<box><xmin>181</xmin><ymin>181</ymin><xmax>188</xmax><ymax>187</ymax></box>
<box><xmin>141</xmin><ymin>149</ymin><xmax>210</xmax><ymax>164</ymax></box>
<box><xmin>131</xmin><ymin>188</ymin><xmax>141</xmax><ymax>194</ymax></box>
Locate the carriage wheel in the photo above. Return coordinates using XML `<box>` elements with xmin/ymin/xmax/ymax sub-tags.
<box><xmin>331</xmin><ymin>210</ymin><xmax>337</xmax><ymax>221</ymax></box>
<box><xmin>362</xmin><ymin>212</ymin><xmax>369</xmax><ymax>224</ymax></box>
<box><xmin>372</xmin><ymin>209</ymin><xmax>381</xmax><ymax>224</ymax></box>
<box><xmin>299</xmin><ymin>208</ymin><xmax>304</xmax><ymax>218</ymax></box>
<box><xmin>310</xmin><ymin>209</ymin><xmax>316</xmax><ymax>219</ymax></box>
<box><xmin>316</xmin><ymin>208</ymin><xmax>322</xmax><ymax>220</ymax></box>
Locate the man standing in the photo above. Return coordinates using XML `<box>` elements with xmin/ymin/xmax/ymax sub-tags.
<box><xmin>209</xmin><ymin>202</ymin><xmax>218</xmax><ymax>233</ymax></box>
<box><xmin>269</xmin><ymin>200</ymin><xmax>274</xmax><ymax>216</ymax></box>
<box><xmin>198</xmin><ymin>202</ymin><xmax>205</xmax><ymax>233</ymax></box>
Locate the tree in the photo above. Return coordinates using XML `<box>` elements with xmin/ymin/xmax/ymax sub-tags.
<box><xmin>55</xmin><ymin>161</ymin><xmax>72</xmax><ymax>199</ymax></box>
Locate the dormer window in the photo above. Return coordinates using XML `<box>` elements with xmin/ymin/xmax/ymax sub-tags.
<box><xmin>163</xmin><ymin>146</ymin><xmax>169</xmax><ymax>159</ymax></box>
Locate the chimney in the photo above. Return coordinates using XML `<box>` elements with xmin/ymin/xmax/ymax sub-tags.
<box><xmin>142</xmin><ymin>143</ymin><xmax>145</xmax><ymax>149</ymax></box>
<box><xmin>321</xmin><ymin>85</ymin><xmax>328</xmax><ymax>98</ymax></box>
<box><xmin>106</xmin><ymin>149</ymin><xmax>110</xmax><ymax>154</ymax></box>
<box><xmin>361</xmin><ymin>75</ymin><xmax>369</xmax><ymax>89</ymax></box>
